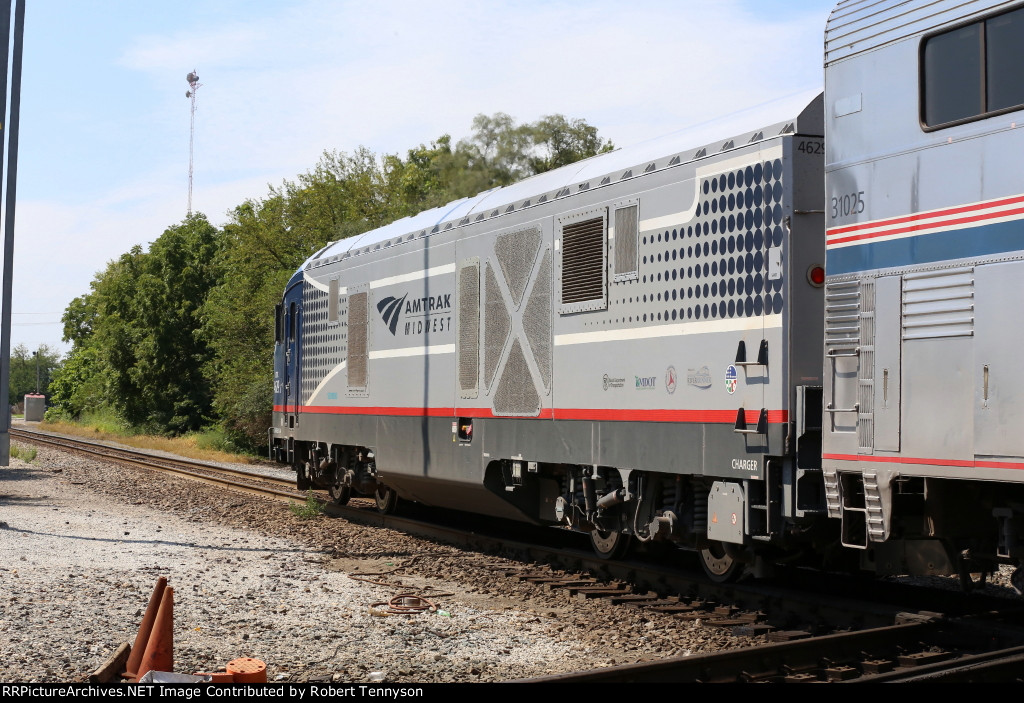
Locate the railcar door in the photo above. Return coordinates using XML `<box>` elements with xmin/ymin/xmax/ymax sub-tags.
<box><xmin>872</xmin><ymin>275</ymin><xmax>901</xmax><ymax>451</ymax></box>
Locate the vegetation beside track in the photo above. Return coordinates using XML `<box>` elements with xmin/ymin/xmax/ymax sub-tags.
<box><xmin>37</xmin><ymin>415</ymin><xmax>260</xmax><ymax>465</ymax></box>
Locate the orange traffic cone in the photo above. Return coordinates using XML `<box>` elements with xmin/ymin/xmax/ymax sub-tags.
<box><xmin>134</xmin><ymin>586</ymin><xmax>174</xmax><ymax>681</ymax></box>
<box><xmin>123</xmin><ymin>576</ymin><xmax>167</xmax><ymax>680</ymax></box>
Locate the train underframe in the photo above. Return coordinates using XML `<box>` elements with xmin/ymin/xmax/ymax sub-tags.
<box><xmin>274</xmin><ymin>429</ymin><xmax>836</xmax><ymax>581</ymax></box>
<box><xmin>276</xmin><ymin>439</ymin><xmax>399</xmax><ymax>513</ymax></box>
<box><xmin>829</xmin><ymin>470</ymin><xmax>1024</xmax><ymax>593</ymax></box>
<box><xmin>274</xmin><ymin>432</ymin><xmax>1024</xmax><ymax>591</ymax></box>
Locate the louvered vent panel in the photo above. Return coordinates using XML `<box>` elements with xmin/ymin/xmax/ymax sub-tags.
<box><xmin>484</xmin><ymin>263</ymin><xmax>510</xmax><ymax>389</ymax></box>
<box><xmin>561</xmin><ymin>216</ymin><xmax>606</xmax><ymax>305</ymax></box>
<box><xmin>347</xmin><ymin>292</ymin><xmax>368</xmax><ymax>389</ymax></box>
<box><xmin>458</xmin><ymin>261</ymin><xmax>480</xmax><ymax>396</ymax></box>
<box><xmin>523</xmin><ymin>249</ymin><xmax>552</xmax><ymax>390</ymax></box>
<box><xmin>902</xmin><ymin>267</ymin><xmax>974</xmax><ymax>340</ymax></box>
<box><xmin>495</xmin><ymin>226</ymin><xmax>541</xmax><ymax>308</ymax></box>
<box><xmin>613</xmin><ymin>205</ymin><xmax>638</xmax><ymax>278</ymax></box>
<box><xmin>825</xmin><ymin>280</ymin><xmax>860</xmax><ymax>436</ymax></box>
<box><xmin>824</xmin><ymin>281</ymin><xmax>861</xmax><ymax>350</ymax></box>
<box><xmin>493</xmin><ymin>339</ymin><xmax>541</xmax><ymax>416</ymax></box>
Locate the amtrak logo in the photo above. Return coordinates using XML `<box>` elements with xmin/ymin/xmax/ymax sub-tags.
<box><xmin>376</xmin><ymin>292</ymin><xmax>453</xmax><ymax>336</ymax></box>
<box><xmin>376</xmin><ymin>294</ymin><xmax>408</xmax><ymax>335</ymax></box>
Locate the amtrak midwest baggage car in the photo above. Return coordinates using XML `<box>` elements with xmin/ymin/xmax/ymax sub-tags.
<box><xmin>271</xmin><ymin>91</ymin><xmax>828</xmax><ymax>580</ymax></box>
<box><xmin>823</xmin><ymin>0</ymin><xmax>1024</xmax><ymax>589</ymax></box>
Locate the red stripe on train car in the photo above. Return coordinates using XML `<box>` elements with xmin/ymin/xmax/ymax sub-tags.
<box><xmin>826</xmin><ymin>193</ymin><xmax>1024</xmax><ymax>237</ymax></box>
<box><xmin>274</xmin><ymin>405</ymin><xmax>788</xmax><ymax>424</ymax></box>
<box><xmin>827</xmin><ymin>204</ymin><xmax>1024</xmax><ymax>246</ymax></box>
<box><xmin>823</xmin><ymin>453</ymin><xmax>1024</xmax><ymax>470</ymax></box>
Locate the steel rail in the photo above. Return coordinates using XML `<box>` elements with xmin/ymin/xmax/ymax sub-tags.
<box><xmin>521</xmin><ymin>617</ymin><xmax>1024</xmax><ymax>683</ymax></box>
<box><xmin>11</xmin><ymin>427</ymin><xmax>300</xmax><ymax>502</ymax></box>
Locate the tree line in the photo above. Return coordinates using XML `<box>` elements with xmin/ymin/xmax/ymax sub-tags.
<box><xmin>44</xmin><ymin>114</ymin><xmax>613</xmax><ymax>449</ymax></box>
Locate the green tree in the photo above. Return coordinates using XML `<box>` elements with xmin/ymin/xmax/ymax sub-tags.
<box><xmin>48</xmin><ymin>214</ymin><xmax>222</xmax><ymax>432</ymax></box>
<box><xmin>524</xmin><ymin>114</ymin><xmax>616</xmax><ymax>173</ymax></box>
<box><xmin>116</xmin><ymin>214</ymin><xmax>223</xmax><ymax>432</ymax></box>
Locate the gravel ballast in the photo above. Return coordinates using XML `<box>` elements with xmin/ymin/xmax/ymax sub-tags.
<box><xmin>0</xmin><ymin>439</ymin><xmax>752</xmax><ymax>683</ymax></box>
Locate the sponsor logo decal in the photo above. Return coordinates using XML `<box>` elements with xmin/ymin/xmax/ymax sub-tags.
<box><xmin>635</xmin><ymin>375</ymin><xmax>657</xmax><ymax>390</ymax></box>
<box><xmin>376</xmin><ymin>292</ymin><xmax>452</xmax><ymax>336</ymax></box>
<box><xmin>725</xmin><ymin>365</ymin><xmax>738</xmax><ymax>394</ymax></box>
<box><xmin>603</xmin><ymin>374</ymin><xmax>626</xmax><ymax>390</ymax></box>
<box><xmin>665</xmin><ymin>366</ymin><xmax>677</xmax><ymax>394</ymax></box>
<box><xmin>687</xmin><ymin>366</ymin><xmax>712</xmax><ymax>389</ymax></box>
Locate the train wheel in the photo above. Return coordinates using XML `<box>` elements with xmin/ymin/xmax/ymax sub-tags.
<box><xmin>375</xmin><ymin>486</ymin><xmax>398</xmax><ymax>514</ymax></box>
<box><xmin>590</xmin><ymin>529</ymin><xmax>631</xmax><ymax>560</ymax></box>
<box><xmin>329</xmin><ymin>481</ymin><xmax>351</xmax><ymax>506</ymax></box>
<box><xmin>700</xmin><ymin>541</ymin><xmax>742</xmax><ymax>583</ymax></box>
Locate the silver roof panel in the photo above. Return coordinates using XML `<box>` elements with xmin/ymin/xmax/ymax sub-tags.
<box><xmin>306</xmin><ymin>88</ymin><xmax>823</xmax><ymax>269</ymax></box>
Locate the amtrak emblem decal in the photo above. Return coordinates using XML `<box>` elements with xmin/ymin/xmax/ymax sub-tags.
<box><xmin>377</xmin><ymin>294</ymin><xmax>408</xmax><ymax>335</ymax></box>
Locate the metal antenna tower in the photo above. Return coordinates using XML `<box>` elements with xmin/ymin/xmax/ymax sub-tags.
<box><xmin>186</xmin><ymin>69</ymin><xmax>202</xmax><ymax>216</ymax></box>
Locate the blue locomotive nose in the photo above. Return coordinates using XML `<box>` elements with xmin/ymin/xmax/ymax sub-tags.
<box><xmin>271</xmin><ymin>270</ymin><xmax>304</xmax><ymax>464</ymax></box>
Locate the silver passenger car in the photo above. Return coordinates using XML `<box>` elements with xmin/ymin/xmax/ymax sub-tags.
<box><xmin>823</xmin><ymin>0</ymin><xmax>1024</xmax><ymax>588</ymax></box>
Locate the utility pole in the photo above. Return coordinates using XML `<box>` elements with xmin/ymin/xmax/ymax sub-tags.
<box><xmin>186</xmin><ymin>70</ymin><xmax>201</xmax><ymax>217</ymax></box>
<box><xmin>0</xmin><ymin>0</ymin><xmax>26</xmax><ymax>465</ymax></box>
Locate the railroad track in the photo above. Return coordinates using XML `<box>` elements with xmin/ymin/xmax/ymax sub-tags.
<box><xmin>16</xmin><ymin>425</ymin><xmax>1024</xmax><ymax>683</ymax></box>
<box><xmin>525</xmin><ymin>614</ymin><xmax>1024</xmax><ymax>682</ymax></box>
<box><xmin>10</xmin><ymin>427</ymin><xmax>301</xmax><ymax>502</ymax></box>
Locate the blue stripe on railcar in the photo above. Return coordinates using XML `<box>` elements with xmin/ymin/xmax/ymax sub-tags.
<box><xmin>826</xmin><ymin>219</ymin><xmax>1024</xmax><ymax>275</ymax></box>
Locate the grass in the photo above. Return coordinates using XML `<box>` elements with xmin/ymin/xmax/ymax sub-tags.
<box><xmin>9</xmin><ymin>444</ymin><xmax>36</xmax><ymax>462</ymax></box>
<box><xmin>39</xmin><ymin>409</ymin><xmax>261</xmax><ymax>465</ymax></box>
<box><xmin>289</xmin><ymin>491</ymin><xmax>325</xmax><ymax>519</ymax></box>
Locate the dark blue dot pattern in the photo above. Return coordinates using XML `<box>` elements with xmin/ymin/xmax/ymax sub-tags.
<box><xmin>583</xmin><ymin>157</ymin><xmax>786</xmax><ymax>329</ymax></box>
<box><xmin>663</xmin><ymin>159</ymin><xmax>784</xmax><ymax>322</ymax></box>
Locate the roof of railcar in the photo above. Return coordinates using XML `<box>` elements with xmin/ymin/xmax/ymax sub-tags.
<box><xmin>304</xmin><ymin>88</ymin><xmax>823</xmax><ymax>271</ymax></box>
<box><xmin>824</xmin><ymin>0</ymin><xmax>1018</xmax><ymax>66</ymax></box>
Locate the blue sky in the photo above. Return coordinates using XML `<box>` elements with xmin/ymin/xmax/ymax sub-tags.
<box><xmin>7</xmin><ymin>0</ymin><xmax>837</xmax><ymax>353</ymax></box>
